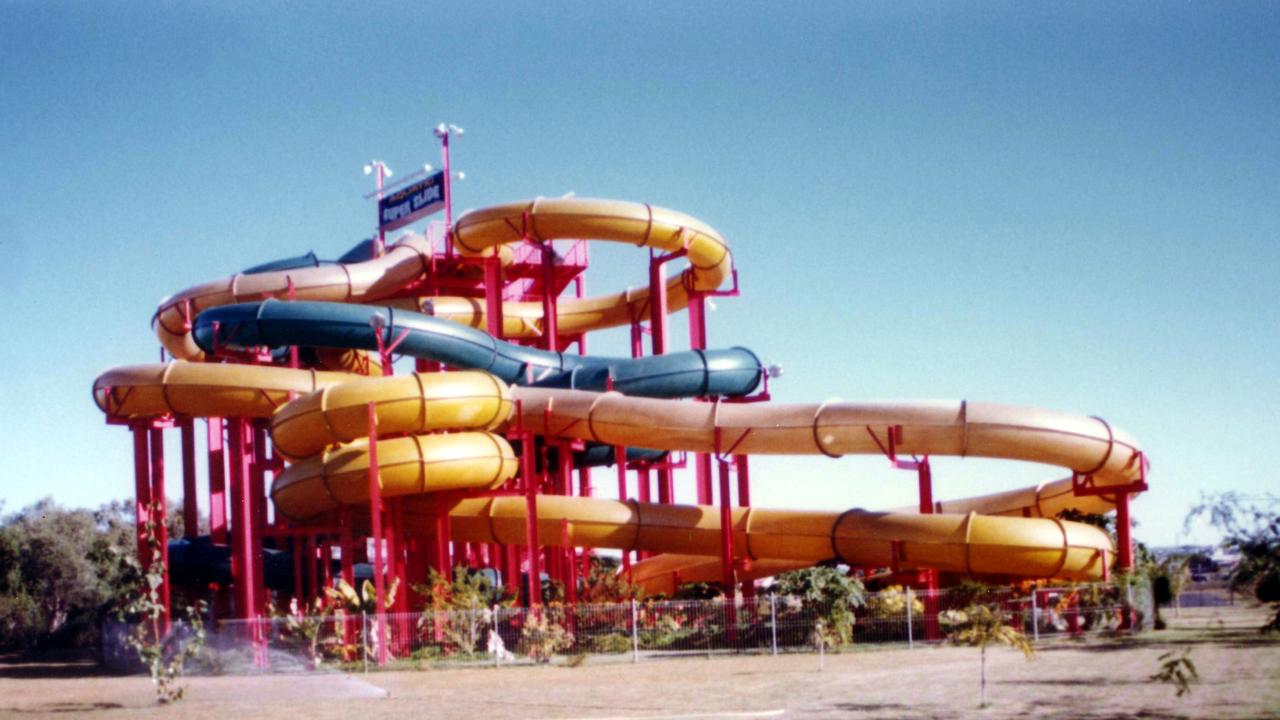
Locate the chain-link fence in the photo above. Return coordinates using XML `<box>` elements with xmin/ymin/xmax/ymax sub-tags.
<box><xmin>102</xmin><ymin>582</ymin><xmax>1153</xmax><ymax>674</ymax></box>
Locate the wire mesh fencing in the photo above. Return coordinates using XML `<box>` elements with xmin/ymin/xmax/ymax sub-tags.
<box><xmin>101</xmin><ymin>582</ymin><xmax>1153</xmax><ymax>674</ymax></box>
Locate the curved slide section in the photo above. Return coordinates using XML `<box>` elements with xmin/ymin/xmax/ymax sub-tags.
<box><xmin>153</xmin><ymin>233</ymin><xmax>433</xmax><ymax>362</ymax></box>
<box><xmin>153</xmin><ymin>198</ymin><xmax>735</xmax><ymax>360</ymax></box>
<box><xmin>430</xmin><ymin>495</ymin><xmax>1111</xmax><ymax>583</ymax></box>
<box><xmin>511</xmin><ymin>387</ymin><xmax>1145</xmax><ymax>504</ymax></box>
<box><xmin>93</xmin><ymin>362</ymin><xmax>1127</xmax><ymax>581</ymax></box>
<box><xmin>192</xmin><ymin>300</ymin><xmax>764</xmax><ymax>399</ymax></box>
<box><xmin>428</xmin><ymin>198</ymin><xmax>732</xmax><ymax>338</ymax></box>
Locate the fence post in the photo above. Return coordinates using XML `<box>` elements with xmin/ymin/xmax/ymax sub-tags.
<box><xmin>362</xmin><ymin>612</ymin><xmax>369</xmax><ymax>673</ymax></box>
<box><xmin>770</xmin><ymin>594</ymin><xmax>778</xmax><ymax>656</ymax></box>
<box><xmin>1030</xmin><ymin>591</ymin><xmax>1040</xmax><ymax>642</ymax></box>
<box><xmin>905</xmin><ymin>587</ymin><xmax>914</xmax><ymax>649</ymax></box>
<box><xmin>818</xmin><ymin>622</ymin><xmax>825</xmax><ymax>672</ymax></box>
<box><xmin>630</xmin><ymin>599</ymin><xmax>640</xmax><ymax>664</ymax></box>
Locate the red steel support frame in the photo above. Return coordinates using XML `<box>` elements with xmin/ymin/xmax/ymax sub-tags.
<box><xmin>518</xmin><ymin>414</ymin><xmax>541</xmax><ymax>606</ymax></box>
<box><xmin>649</xmin><ymin>249</ymin><xmax>687</xmax><ymax>505</ymax></box>
<box><xmin>148</xmin><ymin>425</ymin><xmax>171</xmax><ymax>634</ymax></box>
<box><xmin>179</xmin><ymin>417</ymin><xmax>198</xmax><ymax>538</ymax></box>
<box><xmin>366</xmin><ymin>402</ymin><xmax>389</xmax><ymax>665</ymax></box>
<box><xmin>207</xmin><ymin>418</ymin><xmax>227</xmax><ymax>544</ymax></box>
<box><xmin>1115</xmin><ymin>492</ymin><xmax>1134</xmax><ymax>570</ymax></box>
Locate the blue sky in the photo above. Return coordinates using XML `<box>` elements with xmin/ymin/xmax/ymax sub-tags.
<box><xmin>1</xmin><ymin>2</ymin><xmax>1276</xmax><ymax>547</ymax></box>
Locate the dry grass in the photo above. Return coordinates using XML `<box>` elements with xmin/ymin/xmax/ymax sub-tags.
<box><xmin>1</xmin><ymin>605</ymin><xmax>1277</xmax><ymax>719</ymax></box>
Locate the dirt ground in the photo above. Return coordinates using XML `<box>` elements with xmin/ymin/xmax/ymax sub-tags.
<box><xmin>2</xmin><ymin>605</ymin><xmax>1277</xmax><ymax>719</ymax></box>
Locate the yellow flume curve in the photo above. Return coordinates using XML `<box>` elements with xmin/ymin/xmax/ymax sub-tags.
<box><xmin>152</xmin><ymin>198</ymin><xmax>735</xmax><ymax>358</ymax></box>
<box><xmin>426</xmin><ymin>198</ymin><xmax>733</xmax><ymax>338</ymax></box>
<box><xmin>152</xmin><ymin>232</ymin><xmax>435</xmax><ymax>362</ymax></box>
<box><xmin>93</xmin><ymin>363</ymin><xmax>519</xmax><ymax>524</ymax></box>
<box><xmin>272</xmin><ymin>433</ymin><xmax>517</xmax><ymax>522</ymax></box>
<box><xmin>94</xmin><ymin>362</ymin><xmax>352</xmax><ymax>419</ymax></box>
<box><xmin>270</xmin><ymin>370</ymin><xmax>513</xmax><ymax>461</ymax></box>
<box><xmin>428</xmin><ymin>495</ymin><xmax>1111</xmax><ymax>583</ymax></box>
<box><xmin>510</xmin><ymin>388</ymin><xmax>1144</xmax><ymax>500</ymax></box>
<box><xmin>92</xmin><ymin>362</ymin><xmax>1133</xmax><ymax>581</ymax></box>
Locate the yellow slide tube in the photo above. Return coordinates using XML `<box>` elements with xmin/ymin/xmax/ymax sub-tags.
<box><xmin>153</xmin><ymin>233</ymin><xmax>433</xmax><ymax>362</ymax></box>
<box><xmin>510</xmin><ymin>388</ymin><xmax>1145</xmax><ymax>494</ymax></box>
<box><xmin>434</xmin><ymin>495</ymin><xmax>1111</xmax><ymax>583</ymax></box>
<box><xmin>152</xmin><ymin>198</ymin><xmax>734</xmax><ymax>357</ymax></box>
<box><xmin>427</xmin><ymin>198</ymin><xmax>734</xmax><ymax>338</ymax></box>
<box><xmin>273</xmin><ymin>433</ymin><xmax>518</xmax><ymax>521</ymax></box>
<box><xmin>92</xmin><ymin>363</ymin><xmax>1131</xmax><ymax>581</ymax></box>
<box><xmin>270</xmin><ymin>370</ymin><xmax>513</xmax><ymax>461</ymax></box>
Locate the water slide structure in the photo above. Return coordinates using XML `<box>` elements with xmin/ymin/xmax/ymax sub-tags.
<box><xmin>94</xmin><ymin>152</ymin><xmax>1150</xmax><ymax>660</ymax></box>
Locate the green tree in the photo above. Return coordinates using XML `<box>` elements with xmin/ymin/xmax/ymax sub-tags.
<box><xmin>1186</xmin><ymin>492</ymin><xmax>1280</xmax><ymax>632</ymax></box>
<box><xmin>0</xmin><ymin>498</ymin><xmax>138</xmax><ymax>649</ymax></box>
<box><xmin>770</xmin><ymin>565</ymin><xmax>866</xmax><ymax>647</ymax></box>
<box><xmin>117</xmin><ymin>507</ymin><xmax>206</xmax><ymax>704</ymax></box>
<box><xmin>947</xmin><ymin>604</ymin><xmax>1035</xmax><ymax>708</ymax></box>
<box><xmin>413</xmin><ymin>567</ymin><xmax>511</xmax><ymax>655</ymax></box>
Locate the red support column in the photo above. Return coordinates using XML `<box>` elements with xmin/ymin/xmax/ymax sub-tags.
<box><xmin>521</xmin><ymin>430</ymin><xmax>541</xmax><ymax>606</ymax></box>
<box><xmin>131</xmin><ymin>424</ymin><xmax>154</xmax><ymax>602</ymax></box>
<box><xmin>484</xmin><ymin>257</ymin><xmax>504</xmax><ymax>340</ymax></box>
<box><xmin>365</xmin><ymin>402</ymin><xmax>389</xmax><ymax>665</ymax></box>
<box><xmin>434</xmin><ymin>503</ymin><xmax>452</xmax><ymax>577</ymax></box>
<box><xmin>339</xmin><ymin>508</ymin><xmax>355</xmax><ymax>587</ymax></box>
<box><xmin>614</xmin><ymin>445</ymin><xmax>631</xmax><ymax>577</ymax></box>
<box><xmin>179</xmin><ymin>418</ymin><xmax>198</xmax><ymax>538</ymax></box>
<box><xmin>915</xmin><ymin>457</ymin><xmax>941</xmax><ymax>641</ymax></box>
<box><xmin>148</xmin><ymin>425</ymin><xmax>171</xmax><ymax>634</ymax></box>
<box><xmin>717</xmin><ymin>458</ymin><xmax>737</xmax><ymax>639</ymax></box>
<box><xmin>207</xmin><ymin>418</ymin><xmax>227</xmax><ymax>545</ymax></box>
<box><xmin>1115</xmin><ymin>491</ymin><xmax>1134</xmax><ymax>571</ymax></box>
<box><xmin>541</xmin><ymin>242</ymin><xmax>559</xmax><ymax>351</ymax></box>
<box><xmin>734</xmin><ymin>456</ymin><xmax>755</xmax><ymax>601</ymax></box>
<box><xmin>226</xmin><ymin>418</ymin><xmax>257</xmax><ymax>621</ymax></box>
<box><xmin>249</xmin><ymin>423</ymin><xmax>269</xmax><ymax>609</ymax></box>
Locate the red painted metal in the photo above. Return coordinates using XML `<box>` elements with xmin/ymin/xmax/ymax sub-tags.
<box><xmin>147</xmin><ymin>425</ymin><xmax>171</xmax><ymax>633</ymax></box>
<box><xmin>614</xmin><ymin>444</ymin><xmax>631</xmax><ymax>576</ymax></box>
<box><xmin>647</xmin><ymin>247</ymin><xmax>686</xmax><ymax>356</ymax></box>
<box><xmin>226</xmin><ymin>418</ymin><xmax>257</xmax><ymax>620</ymax></box>
<box><xmin>520</xmin><ymin>423</ymin><xmax>541</xmax><ymax>606</ymax></box>
<box><xmin>249</xmin><ymin>423</ymin><xmax>269</xmax><ymax>604</ymax></box>
<box><xmin>484</xmin><ymin>257</ymin><xmax>504</xmax><ymax>339</ymax></box>
<box><xmin>717</xmin><ymin>458</ymin><xmax>735</xmax><ymax>595</ymax></box>
<box><xmin>131</xmin><ymin>424</ymin><xmax>152</xmax><ymax>583</ymax></box>
<box><xmin>179</xmin><ymin>418</ymin><xmax>198</xmax><ymax>538</ymax></box>
<box><xmin>1115</xmin><ymin>490</ymin><xmax>1134</xmax><ymax>571</ymax></box>
<box><xmin>717</xmin><ymin>457</ymin><xmax>738</xmax><ymax>638</ymax></box>
<box><xmin>365</xmin><ymin>402</ymin><xmax>389</xmax><ymax>665</ymax></box>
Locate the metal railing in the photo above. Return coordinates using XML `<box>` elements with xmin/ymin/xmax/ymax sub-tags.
<box><xmin>102</xmin><ymin>583</ymin><xmax>1152</xmax><ymax>674</ymax></box>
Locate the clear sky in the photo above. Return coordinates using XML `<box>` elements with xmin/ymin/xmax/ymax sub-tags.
<box><xmin>1</xmin><ymin>2</ymin><xmax>1276</xmax><ymax>548</ymax></box>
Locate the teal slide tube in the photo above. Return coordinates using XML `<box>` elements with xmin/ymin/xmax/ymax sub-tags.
<box><xmin>193</xmin><ymin>300</ymin><xmax>763</xmax><ymax>399</ymax></box>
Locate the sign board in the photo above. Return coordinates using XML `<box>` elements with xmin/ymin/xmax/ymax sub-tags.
<box><xmin>378</xmin><ymin>170</ymin><xmax>446</xmax><ymax>231</ymax></box>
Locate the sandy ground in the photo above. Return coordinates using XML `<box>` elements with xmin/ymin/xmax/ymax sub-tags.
<box><xmin>1</xmin><ymin>605</ymin><xmax>1277</xmax><ymax>719</ymax></box>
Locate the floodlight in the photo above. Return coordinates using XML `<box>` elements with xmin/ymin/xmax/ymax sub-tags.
<box><xmin>766</xmin><ymin>363</ymin><xmax>784</xmax><ymax>379</ymax></box>
<box><xmin>363</xmin><ymin>164</ymin><xmax>373</xmax><ymax>175</ymax></box>
<box><xmin>455</xmin><ymin>171</ymin><xmax>465</xmax><ymax>180</ymax></box>
<box><xmin>424</xmin><ymin>164</ymin><xmax>434</xmax><ymax>172</ymax></box>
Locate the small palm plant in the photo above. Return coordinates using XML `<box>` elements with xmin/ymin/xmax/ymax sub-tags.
<box><xmin>946</xmin><ymin>604</ymin><xmax>1035</xmax><ymax>708</ymax></box>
